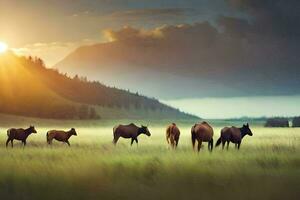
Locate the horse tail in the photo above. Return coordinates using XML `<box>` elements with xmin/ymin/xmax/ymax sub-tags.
<box><xmin>112</xmin><ymin>126</ymin><xmax>119</xmax><ymax>144</ymax></box>
<box><xmin>46</xmin><ymin>131</ymin><xmax>49</xmax><ymax>143</ymax></box>
<box><xmin>215</xmin><ymin>137</ymin><xmax>222</xmax><ymax>147</ymax></box>
<box><xmin>113</xmin><ymin>126</ymin><xmax>117</xmax><ymax>136</ymax></box>
<box><xmin>166</xmin><ymin>126</ymin><xmax>171</xmax><ymax>144</ymax></box>
<box><xmin>7</xmin><ymin>129</ymin><xmax>11</xmax><ymax>137</ymax></box>
<box><xmin>191</xmin><ymin>130</ymin><xmax>196</xmax><ymax>149</ymax></box>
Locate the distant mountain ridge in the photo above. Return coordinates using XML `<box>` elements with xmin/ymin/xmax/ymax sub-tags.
<box><xmin>0</xmin><ymin>52</ymin><xmax>198</xmax><ymax>120</ymax></box>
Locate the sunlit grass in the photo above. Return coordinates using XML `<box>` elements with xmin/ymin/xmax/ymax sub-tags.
<box><xmin>0</xmin><ymin>125</ymin><xmax>299</xmax><ymax>200</ymax></box>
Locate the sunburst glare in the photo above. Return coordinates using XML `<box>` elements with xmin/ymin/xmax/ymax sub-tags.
<box><xmin>0</xmin><ymin>41</ymin><xmax>8</xmax><ymax>53</ymax></box>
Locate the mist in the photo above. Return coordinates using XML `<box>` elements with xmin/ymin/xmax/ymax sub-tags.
<box><xmin>162</xmin><ymin>95</ymin><xmax>300</xmax><ymax>119</ymax></box>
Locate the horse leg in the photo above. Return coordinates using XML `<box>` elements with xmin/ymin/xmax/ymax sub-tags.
<box><xmin>175</xmin><ymin>138</ymin><xmax>179</xmax><ymax>149</ymax></box>
<box><xmin>131</xmin><ymin>138</ymin><xmax>134</xmax><ymax>146</ymax></box>
<box><xmin>135</xmin><ymin>138</ymin><xmax>138</xmax><ymax>147</ymax></box>
<box><xmin>166</xmin><ymin>134</ymin><xmax>170</xmax><ymax>144</ymax></box>
<box><xmin>11</xmin><ymin>139</ymin><xmax>14</xmax><ymax>148</ymax></box>
<box><xmin>197</xmin><ymin>140</ymin><xmax>202</xmax><ymax>152</ymax></box>
<box><xmin>170</xmin><ymin>135</ymin><xmax>175</xmax><ymax>149</ymax></box>
<box><xmin>6</xmin><ymin>138</ymin><xmax>11</xmax><ymax>148</ymax></box>
<box><xmin>66</xmin><ymin>140</ymin><xmax>70</xmax><ymax>147</ymax></box>
<box><xmin>209</xmin><ymin>139</ymin><xmax>214</xmax><ymax>152</ymax></box>
<box><xmin>23</xmin><ymin>140</ymin><xmax>27</xmax><ymax>148</ymax></box>
<box><xmin>226</xmin><ymin>141</ymin><xmax>230</xmax><ymax>150</ymax></box>
<box><xmin>113</xmin><ymin>135</ymin><xmax>120</xmax><ymax>145</ymax></box>
<box><xmin>235</xmin><ymin>144</ymin><xmax>237</xmax><ymax>149</ymax></box>
<box><xmin>222</xmin><ymin>141</ymin><xmax>226</xmax><ymax>150</ymax></box>
<box><xmin>47</xmin><ymin>135</ymin><xmax>51</xmax><ymax>145</ymax></box>
<box><xmin>48</xmin><ymin>138</ymin><xmax>53</xmax><ymax>145</ymax></box>
<box><xmin>237</xmin><ymin>142</ymin><xmax>241</xmax><ymax>150</ymax></box>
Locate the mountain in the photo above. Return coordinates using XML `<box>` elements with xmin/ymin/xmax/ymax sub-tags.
<box><xmin>0</xmin><ymin>52</ymin><xmax>197</xmax><ymax>120</ymax></box>
<box><xmin>54</xmin><ymin>25</ymin><xmax>300</xmax><ymax>99</ymax></box>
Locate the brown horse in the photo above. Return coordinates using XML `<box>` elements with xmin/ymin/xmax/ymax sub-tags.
<box><xmin>191</xmin><ymin>121</ymin><xmax>214</xmax><ymax>152</ymax></box>
<box><xmin>46</xmin><ymin>128</ymin><xmax>77</xmax><ymax>146</ymax></box>
<box><xmin>6</xmin><ymin>126</ymin><xmax>37</xmax><ymax>148</ymax></box>
<box><xmin>166</xmin><ymin>123</ymin><xmax>180</xmax><ymax>149</ymax></box>
<box><xmin>215</xmin><ymin>123</ymin><xmax>253</xmax><ymax>150</ymax></box>
<box><xmin>113</xmin><ymin>123</ymin><xmax>151</xmax><ymax>145</ymax></box>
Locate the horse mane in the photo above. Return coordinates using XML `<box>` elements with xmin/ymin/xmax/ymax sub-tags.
<box><xmin>24</xmin><ymin>127</ymin><xmax>33</xmax><ymax>134</ymax></box>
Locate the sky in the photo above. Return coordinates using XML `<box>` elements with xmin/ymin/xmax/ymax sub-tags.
<box><xmin>0</xmin><ymin>0</ymin><xmax>238</xmax><ymax>65</ymax></box>
<box><xmin>1</xmin><ymin>0</ymin><xmax>299</xmax><ymax>118</ymax></box>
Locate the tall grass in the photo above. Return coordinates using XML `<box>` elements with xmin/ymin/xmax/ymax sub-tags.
<box><xmin>0</xmin><ymin>125</ymin><xmax>299</xmax><ymax>200</ymax></box>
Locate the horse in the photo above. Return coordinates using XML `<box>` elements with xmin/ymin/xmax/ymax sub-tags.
<box><xmin>6</xmin><ymin>125</ymin><xmax>37</xmax><ymax>148</ymax></box>
<box><xmin>166</xmin><ymin>123</ymin><xmax>180</xmax><ymax>149</ymax></box>
<box><xmin>191</xmin><ymin>121</ymin><xmax>214</xmax><ymax>152</ymax></box>
<box><xmin>215</xmin><ymin>123</ymin><xmax>253</xmax><ymax>150</ymax></box>
<box><xmin>113</xmin><ymin>123</ymin><xmax>151</xmax><ymax>145</ymax></box>
<box><xmin>46</xmin><ymin>128</ymin><xmax>77</xmax><ymax>146</ymax></box>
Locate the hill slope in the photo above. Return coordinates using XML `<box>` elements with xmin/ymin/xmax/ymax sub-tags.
<box><xmin>0</xmin><ymin>52</ymin><xmax>197</xmax><ymax>120</ymax></box>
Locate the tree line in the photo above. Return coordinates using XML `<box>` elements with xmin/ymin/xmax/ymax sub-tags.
<box><xmin>0</xmin><ymin>54</ymin><xmax>196</xmax><ymax>120</ymax></box>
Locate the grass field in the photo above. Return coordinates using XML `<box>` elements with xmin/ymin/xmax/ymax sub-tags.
<box><xmin>0</xmin><ymin>120</ymin><xmax>299</xmax><ymax>200</ymax></box>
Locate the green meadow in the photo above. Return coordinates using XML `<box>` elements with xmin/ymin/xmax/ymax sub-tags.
<box><xmin>0</xmin><ymin>117</ymin><xmax>299</xmax><ymax>200</ymax></box>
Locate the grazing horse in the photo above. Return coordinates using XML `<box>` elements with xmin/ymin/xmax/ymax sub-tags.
<box><xmin>6</xmin><ymin>126</ymin><xmax>37</xmax><ymax>148</ymax></box>
<box><xmin>166</xmin><ymin>123</ymin><xmax>180</xmax><ymax>149</ymax></box>
<box><xmin>215</xmin><ymin>123</ymin><xmax>253</xmax><ymax>150</ymax></box>
<box><xmin>191</xmin><ymin>121</ymin><xmax>214</xmax><ymax>152</ymax></box>
<box><xmin>46</xmin><ymin>128</ymin><xmax>77</xmax><ymax>146</ymax></box>
<box><xmin>113</xmin><ymin>123</ymin><xmax>151</xmax><ymax>145</ymax></box>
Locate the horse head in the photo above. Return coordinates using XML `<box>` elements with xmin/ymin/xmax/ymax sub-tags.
<box><xmin>29</xmin><ymin>125</ymin><xmax>37</xmax><ymax>134</ymax></box>
<box><xmin>242</xmin><ymin>123</ymin><xmax>253</xmax><ymax>136</ymax></box>
<box><xmin>70</xmin><ymin>128</ymin><xmax>77</xmax><ymax>136</ymax></box>
<box><xmin>141</xmin><ymin>125</ymin><xmax>151</xmax><ymax>136</ymax></box>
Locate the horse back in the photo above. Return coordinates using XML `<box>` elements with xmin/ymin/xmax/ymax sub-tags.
<box><xmin>221</xmin><ymin>127</ymin><xmax>241</xmax><ymax>142</ymax></box>
<box><xmin>48</xmin><ymin>130</ymin><xmax>68</xmax><ymax>141</ymax></box>
<box><xmin>167</xmin><ymin>124</ymin><xmax>180</xmax><ymax>138</ymax></box>
<box><xmin>229</xmin><ymin>127</ymin><xmax>242</xmax><ymax>142</ymax></box>
<box><xmin>194</xmin><ymin>122</ymin><xmax>213</xmax><ymax>141</ymax></box>
<box><xmin>114</xmin><ymin>124</ymin><xmax>139</xmax><ymax>138</ymax></box>
<box><xmin>7</xmin><ymin>128</ymin><xmax>26</xmax><ymax>140</ymax></box>
<box><xmin>171</xmin><ymin>125</ymin><xmax>180</xmax><ymax>138</ymax></box>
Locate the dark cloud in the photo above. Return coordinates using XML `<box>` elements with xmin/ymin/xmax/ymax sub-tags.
<box><xmin>227</xmin><ymin>0</ymin><xmax>300</xmax><ymax>38</ymax></box>
<box><xmin>56</xmin><ymin>0</ymin><xmax>300</xmax><ymax>98</ymax></box>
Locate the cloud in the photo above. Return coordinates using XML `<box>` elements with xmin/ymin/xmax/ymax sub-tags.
<box><xmin>226</xmin><ymin>0</ymin><xmax>300</xmax><ymax>38</ymax></box>
<box><xmin>102</xmin><ymin>22</ymin><xmax>246</xmax><ymax>72</ymax></box>
<box><xmin>108</xmin><ymin>8</ymin><xmax>189</xmax><ymax>19</ymax></box>
<box><xmin>100</xmin><ymin>16</ymin><xmax>300</xmax><ymax>74</ymax></box>
<box><xmin>99</xmin><ymin>7</ymin><xmax>198</xmax><ymax>25</ymax></box>
<box><xmin>55</xmin><ymin>1</ymin><xmax>300</xmax><ymax>98</ymax></box>
<box><xmin>71</xmin><ymin>15</ymin><xmax>300</xmax><ymax>97</ymax></box>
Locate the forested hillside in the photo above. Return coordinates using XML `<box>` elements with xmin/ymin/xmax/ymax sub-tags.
<box><xmin>0</xmin><ymin>52</ymin><xmax>197</xmax><ymax>120</ymax></box>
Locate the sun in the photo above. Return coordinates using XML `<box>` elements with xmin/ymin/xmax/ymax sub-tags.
<box><xmin>0</xmin><ymin>41</ymin><xmax>8</xmax><ymax>53</ymax></box>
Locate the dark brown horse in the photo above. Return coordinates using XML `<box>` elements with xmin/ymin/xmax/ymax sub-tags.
<box><xmin>46</xmin><ymin>128</ymin><xmax>77</xmax><ymax>146</ymax></box>
<box><xmin>191</xmin><ymin>121</ymin><xmax>214</xmax><ymax>152</ymax></box>
<box><xmin>215</xmin><ymin>123</ymin><xmax>253</xmax><ymax>150</ymax></box>
<box><xmin>166</xmin><ymin>123</ymin><xmax>180</xmax><ymax>149</ymax></box>
<box><xmin>113</xmin><ymin>123</ymin><xmax>151</xmax><ymax>145</ymax></box>
<box><xmin>6</xmin><ymin>126</ymin><xmax>37</xmax><ymax>148</ymax></box>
